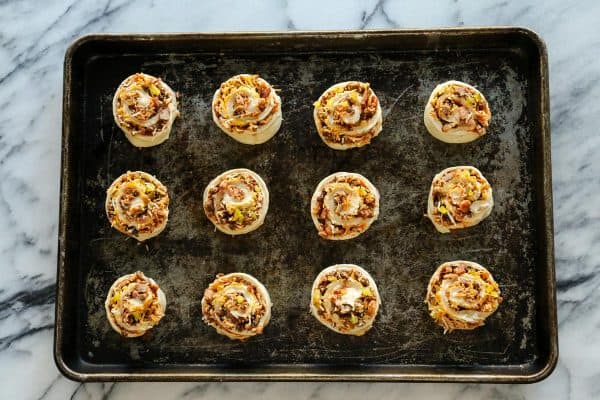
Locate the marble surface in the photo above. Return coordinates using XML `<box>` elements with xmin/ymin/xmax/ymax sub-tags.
<box><xmin>0</xmin><ymin>0</ymin><xmax>598</xmax><ymax>399</ymax></box>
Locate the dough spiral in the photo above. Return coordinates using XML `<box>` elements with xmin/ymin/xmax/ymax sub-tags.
<box><xmin>113</xmin><ymin>73</ymin><xmax>179</xmax><ymax>147</ymax></box>
<box><xmin>313</xmin><ymin>81</ymin><xmax>382</xmax><ymax>149</ymax></box>
<box><xmin>105</xmin><ymin>271</ymin><xmax>167</xmax><ymax>337</ymax></box>
<box><xmin>105</xmin><ymin>171</ymin><xmax>169</xmax><ymax>241</ymax></box>
<box><xmin>201</xmin><ymin>273</ymin><xmax>272</xmax><ymax>340</ymax></box>
<box><xmin>203</xmin><ymin>168</ymin><xmax>269</xmax><ymax>235</ymax></box>
<box><xmin>212</xmin><ymin>74</ymin><xmax>282</xmax><ymax>144</ymax></box>
<box><xmin>426</xmin><ymin>261</ymin><xmax>502</xmax><ymax>333</ymax></box>
<box><xmin>424</xmin><ymin>80</ymin><xmax>491</xmax><ymax>143</ymax></box>
<box><xmin>427</xmin><ymin>166</ymin><xmax>493</xmax><ymax>233</ymax></box>
<box><xmin>311</xmin><ymin>172</ymin><xmax>379</xmax><ymax>240</ymax></box>
<box><xmin>310</xmin><ymin>264</ymin><xmax>381</xmax><ymax>336</ymax></box>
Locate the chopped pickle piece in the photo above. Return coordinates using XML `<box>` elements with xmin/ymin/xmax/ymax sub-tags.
<box><xmin>313</xmin><ymin>291</ymin><xmax>321</xmax><ymax>305</ymax></box>
<box><xmin>131</xmin><ymin>311</ymin><xmax>142</xmax><ymax>322</ymax></box>
<box><xmin>145</xmin><ymin>182</ymin><xmax>156</xmax><ymax>194</ymax></box>
<box><xmin>148</xmin><ymin>84</ymin><xmax>161</xmax><ymax>96</ymax></box>
<box><xmin>232</xmin><ymin>208</ymin><xmax>244</xmax><ymax>223</ymax></box>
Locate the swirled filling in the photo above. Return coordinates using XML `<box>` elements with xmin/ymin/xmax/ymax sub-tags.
<box><xmin>431</xmin><ymin>83</ymin><xmax>490</xmax><ymax>134</ymax></box>
<box><xmin>314</xmin><ymin>175</ymin><xmax>377</xmax><ymax>238</ymax></box>
<box><xmin>202</xmin><ymin>274</ymin><xmax>268</xmax><ymax>337</ymax></box>
<box><xmin>107</xmin><ymin>272</ymin><xmax>165</xmax><ymax>335</ymax></box>
<box><xmin>312</xmin><ymin>268</ymin><xmax>378</xmax><ymax>333</ymax></box>
<box><xmin>213</xmin><ymin>75</ymin><xmax>279</xmax><ymax>133</ymax></box>
<box><xmin>204</xmin><ymin>172</ymin><xmax>264</xmax><ymax>230</ymax></box>
<box><xmin>427</xmin><ymin>263</ymin><xmax>501</xmax><ymax>332</ymax></box>
<box><xmin>430</xmin><ymin>168</ymin><xmax>491</xmax><ymax>228</ymax></box>
<box><xmin>314</xmin><ymin>82</ymin><xmax>380</xmax><ymax>145</ymax></box>
<box><xmin>107</xmin><ymin>173</ymin><xmax>169</xmax><ymax>237</ymax></box>
<box><xmin>115</xmin><ymin>73</ymin><xmax>177</xmax><ymax>137</ymax></box>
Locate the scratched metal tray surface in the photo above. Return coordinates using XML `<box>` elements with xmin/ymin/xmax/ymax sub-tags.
<box><xmin>55</xmin><ymin>29</ymin><xmax>557</xmax><ymax>382</ymax></box>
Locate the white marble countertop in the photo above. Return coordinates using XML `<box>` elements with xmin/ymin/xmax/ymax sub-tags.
<box><xmin>0</xmin><ymin>0</ymin><xmax>598</xmax><ymax>399</ymax></box>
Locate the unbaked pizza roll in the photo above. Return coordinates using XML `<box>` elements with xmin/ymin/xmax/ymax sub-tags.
<box><xmin>201</xmin><ymin>272</ymin><xmax>272</xmax><ymax>340</ymax></box>
<box><xmin>425</xmin><ymin>261</ymin><xmax>502</xmax><ymax>333</ymax></box>
<box><xmin>203</xmin><ymin>168</ymin><xmax>269</xmax><ymax>235</ymax></box>
<box><xmin>310</xmin><ymin>264</ymin><xmax>380</xmax><ymax>336</ymax></box>
<box><xmin>113</xmin><ymin>73</ymin><xmax>179</xmax><ymax>147</ymax></box>
<box><xmin>313</xmin><ymin>81</ymin><xmax>382</xmax><ymax>149</ymax></box>
<box><xmin>311</xmin><ymin>172</ymin><xmax>379</xmax><ymax>240</ymax></box>
<box><xmin>427</xmin><ymin>166</ymin><xmax>493</xmax><ymax>233</ymax></box>
<box><xmin>105</xmin><ymin>271</ymin><xmax>167</xmax><ymax>338</ymax></box>
<box><xmin>212</xmin><ymin>74</ymin><xmax>282</xmax><ymax>144</ymax></box>
<box><xmin>105</xmin><ymin>171</ymin><xmax>169</xmax><ymax>241</ymax></box>
<box><xmin>424</xmin><ymin>80</ymin><xmax>491</xmax><ymax>143</ymax></box>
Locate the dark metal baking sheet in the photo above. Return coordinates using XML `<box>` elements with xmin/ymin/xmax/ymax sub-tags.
<box><xmin>55</xmin><ymin>28</ymin><xmax>557</xmax><ymax>382</ymax></box>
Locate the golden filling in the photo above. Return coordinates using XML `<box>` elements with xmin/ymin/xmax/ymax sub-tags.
<box><xmin>204</xmin><ymin>172</ymin><xmax>265</xmax><ymax>230</ymax></box>
<box><xmin>202</xmin><ymin>274</ymin><xmax>268</xmax><ymax>338</ymax></box>
<box><xmin>427</xmin><ymin>263</ymin><xmax>501</xmax><ymax>333</ymax></box>
<box><xmin>213</xmin><ymin>75</ymin><xmax>279</xmax><ymax>133</ymax></box>
<box><xmin>106</xmin><ymin>172</ymin><xmax>169</xmax><ymax>238</ymax></box>
<box><xmin>431</xmin><ymin>83</ymin><xmax>490</xmax><ymax>134</ymax></box>
<box><xmin>430</xmin><ymin>168</ymin><xmax>491</xmax><ymax>228</ymax></box>
<box><xmin>115</xmin><ymin>73</ymin><xmax>177</xmax><ymax>137</ymax></box>
<box><xmin>107</xmin><ymin>272</ymin><xmax>165</xmax><ymax>336</ymax></box>
<box><xmin>314</xmin><ymin>175</ymin><xmax>377</xmax><ymax>238</ymax></box>
<box><xmin>312</xmin><ymin>268</ymin><xmax>378</xmax><ymax>333</ymax></box>
<box><xmin>314</xmin><ymin>82</ymin><xmax>380</xmax><ymax>146</ymax></box>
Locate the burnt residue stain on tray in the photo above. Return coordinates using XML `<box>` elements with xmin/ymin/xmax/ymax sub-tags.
<box><xmin>78</xmin><ymin>48</ymin><xmax>537</xmax><ymax>367</ymax></box>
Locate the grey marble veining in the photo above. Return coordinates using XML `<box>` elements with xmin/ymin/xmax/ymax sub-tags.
<box><xmin>0</xmin><ymin>0</ymin><xmax>598</xmax><ymax>399</ymax></box>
